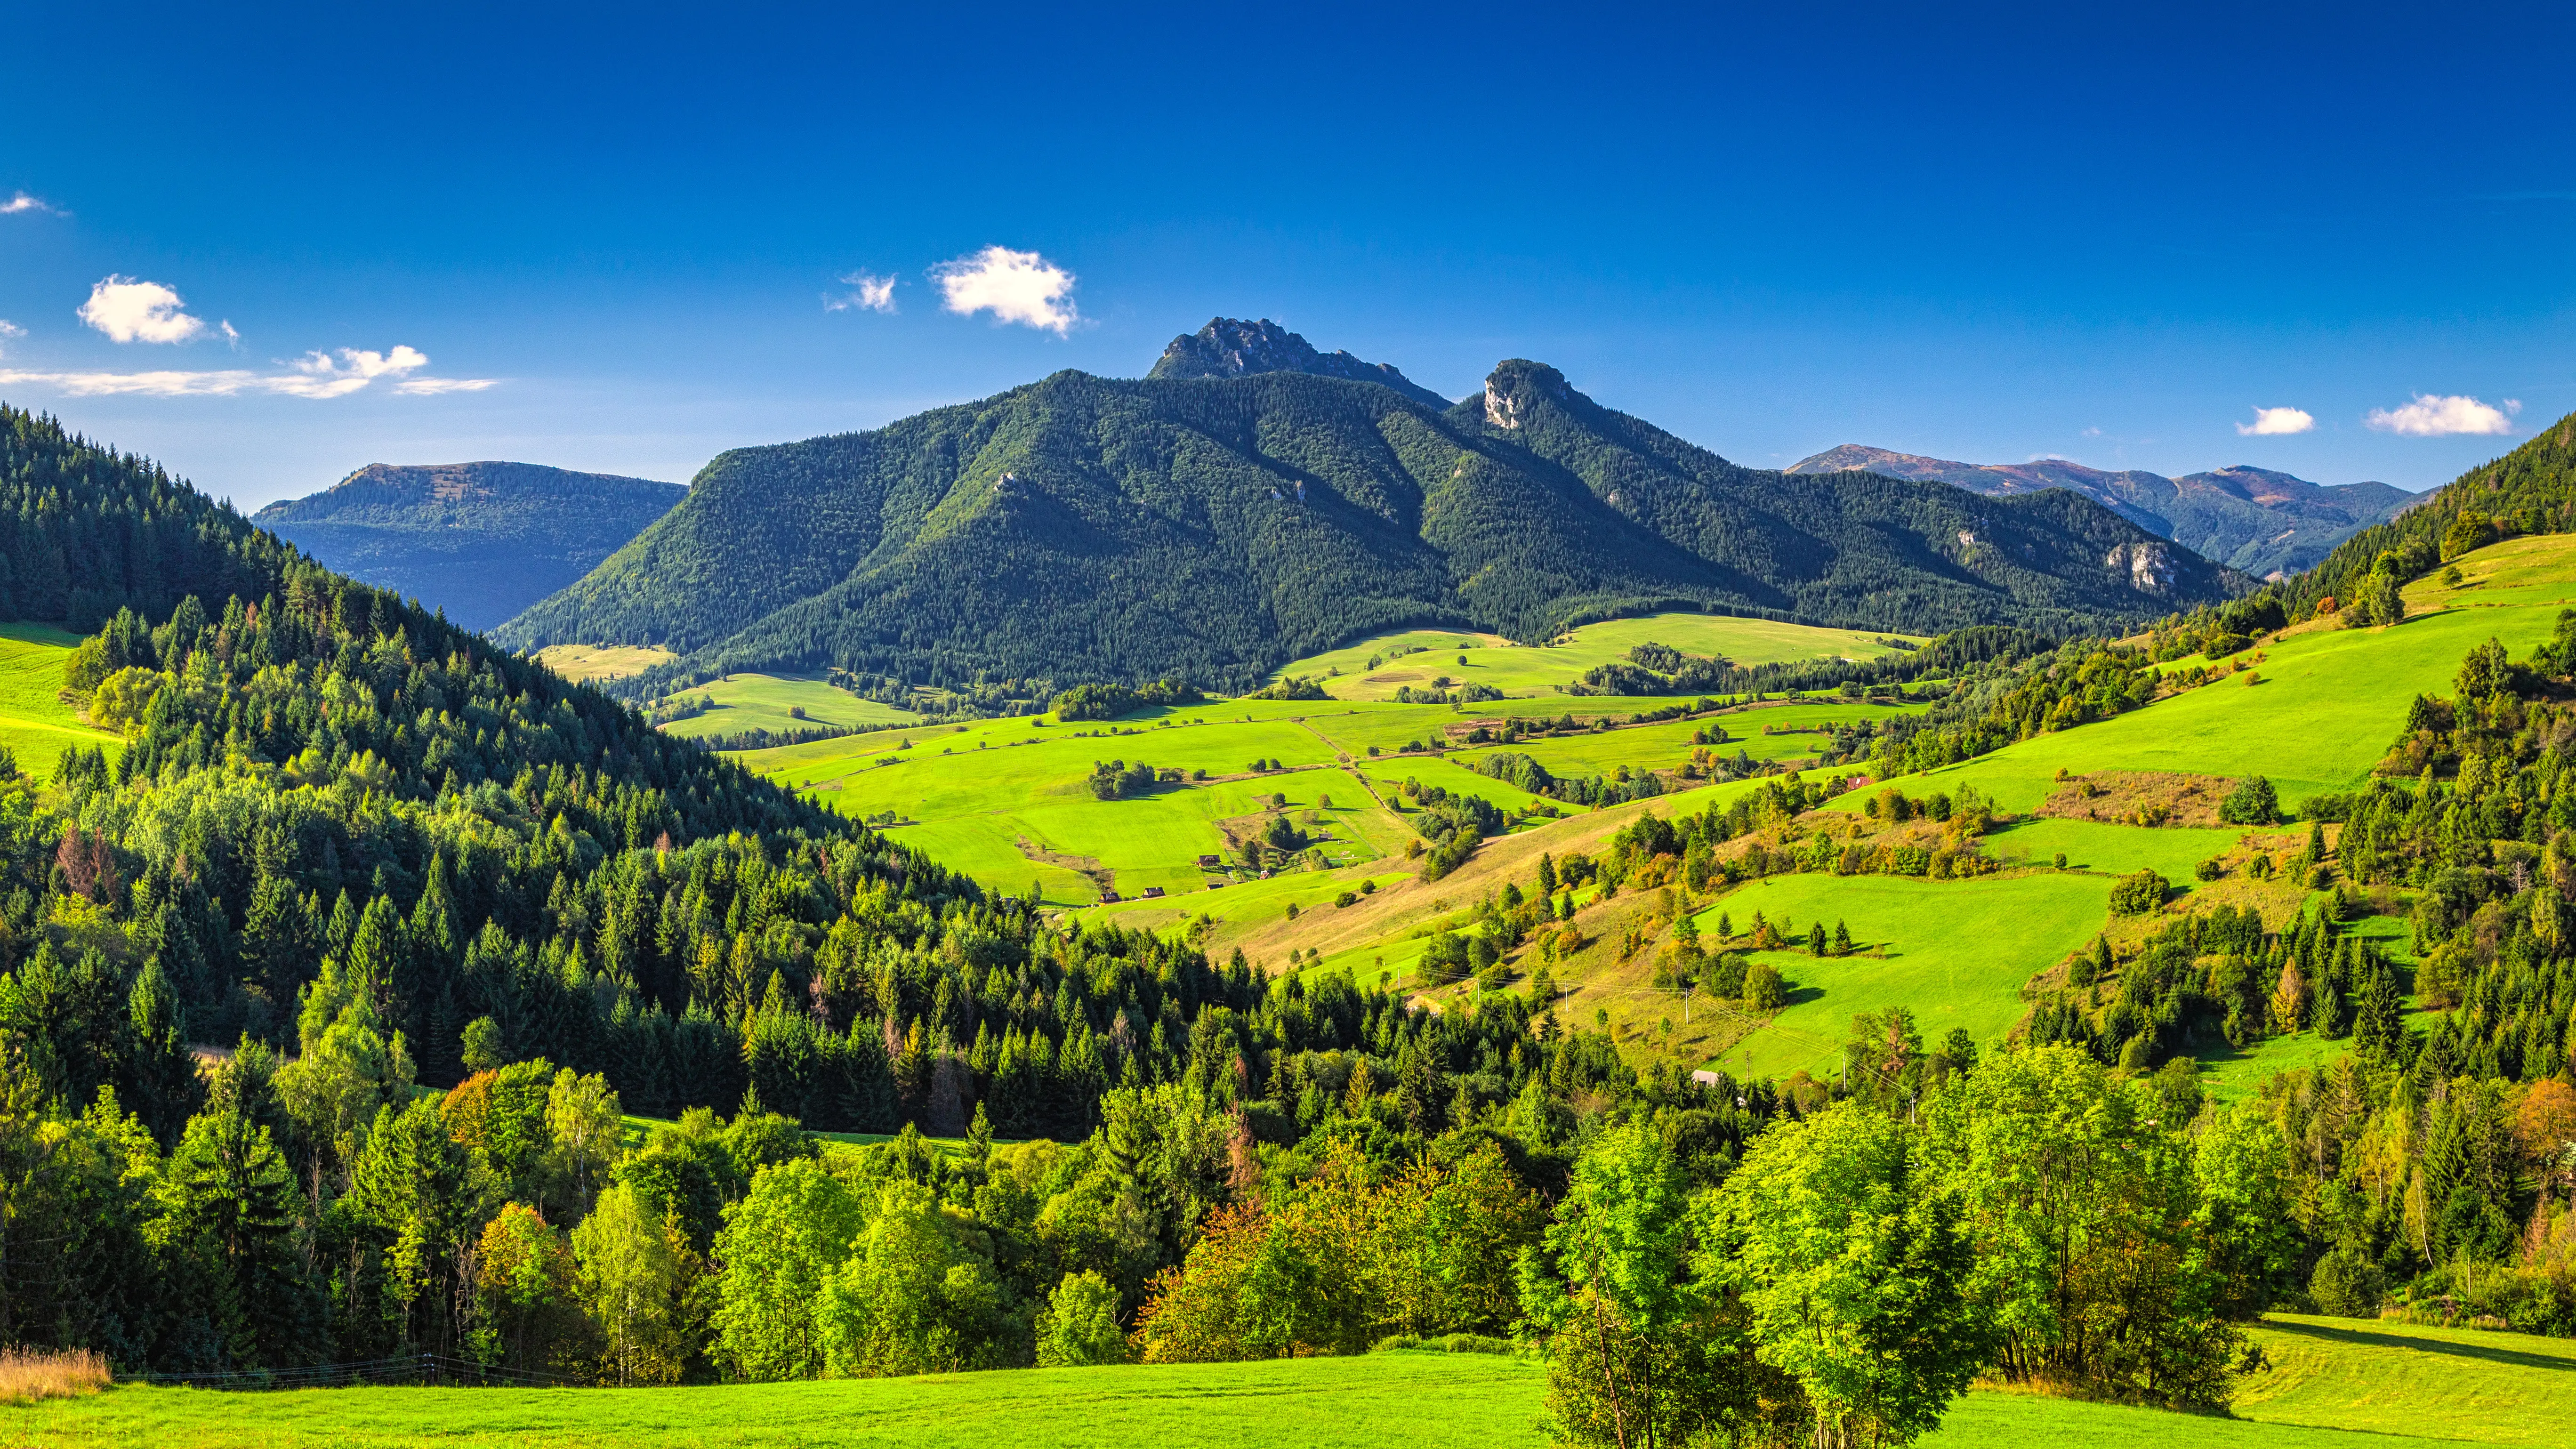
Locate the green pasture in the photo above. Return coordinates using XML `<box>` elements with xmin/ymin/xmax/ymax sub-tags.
<box><xmin>656</xmin><ymin>673</ymin><xmax>919</xmax><ymax>741</ymax></box>
<box><xmin>1850</xmin><ymin>566</ymin><xmax>2576</xmax><ymax>814</ymax></box>
<box><xmin>23</xmin><ymin>1311</ymin><xmax>2567</xmax><ymax>1449</ymax></box>
<box><xmin>1362</xmin><ymin>755</ymin><xmax>1565</xmax><ymax>820</ymax></box>
<box><xmin>1450</xmin><ymin>699</ymin><xmax>1923</xmax><ymax>780</ymax></box>
<box><xmin>2411</xmin><ymin>530</ymin><xmax>2576</xmax><ymax>614</ymax></box>
<box><xmin>1702</xmin><ymin>871</ymin><xmax>2115</xmax><ymax>1080</ymax></box>
<box><xmin>1276</xmin><ymin>612</ymin><xmax>1925</xmax><ymax>700</ymax></box>
<box><xmin>1980</xmin><ymin>817</ymin><xmax>2246</xmax><ymax>880</ymax></box>
<box><xmin>0</xmin><ymin>621</ymin><xmax>125</xmax><ymax>779</ymax></box>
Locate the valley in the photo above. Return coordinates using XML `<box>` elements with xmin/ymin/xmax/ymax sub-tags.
<box><xmin>10</xmin><ymin>18</ymin><xmax>2571</xmax><ymax>1449</ymax></box>
<box><xmin>3</xmin><ymin>350</ymin><xmax>2574</xmax><ymax>1449</ymax></box>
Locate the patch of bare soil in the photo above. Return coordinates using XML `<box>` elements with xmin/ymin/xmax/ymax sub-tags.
<box><xmin>2037</xmin><ymin>770</ymin><xmax>2237</xmax><ymax>828</ymax></box>
<box><xmin>1014</xmin><ymin>836</ymin><xmax>1113</xmax><ymax>892</ymax></box>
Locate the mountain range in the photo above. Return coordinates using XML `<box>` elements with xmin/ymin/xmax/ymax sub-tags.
<box><xmin>491</xmin><ymin>319</ymin><xmax>2238</xmax><ymax>694</ymax></box>
<box><xmin>254</xmin><ymin>461</ymin><xmax>686</xmax><ymax>630</ymax></box>
<box><xmin>1786</xmin><ymin>445</ymin><xmax>2424</xmax><ymax>580</ymax></box>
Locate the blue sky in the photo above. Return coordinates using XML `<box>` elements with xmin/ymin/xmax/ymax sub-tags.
<box><xmin>2</xmin><ymin>2</ymin><xmax>2568</xmax><ymax>508</ymax></box>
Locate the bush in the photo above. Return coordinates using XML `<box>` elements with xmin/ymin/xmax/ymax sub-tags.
<box><xmin>2108</xmin><ymin>869</ymin><xmax>2170</xmax><ymax>915</ymax></box>
<box><xmin>2308</xmin><ymin>1247</ymin><xmax>2387</xmax><ymax>1320</ymax></box>
<box><xmin>1743</xmin><ymin>961</ymin><xmax>1787</xmax><ymax>1010</ymax></box>
<box><xmin>2193</xmin><ymin>856</ymin><xmax>2228</xmax><ymax>883</ymax></box>
<box><xmin>2219</xmin><ymin>774</ymin><xmax>2280</xmax><ymax>825</ymax></box>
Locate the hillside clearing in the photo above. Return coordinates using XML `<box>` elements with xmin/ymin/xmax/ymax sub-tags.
<box><xmin>530</xmin><ymin>644</ymin><xmax>677</xmax><ymax>682</ymax></box>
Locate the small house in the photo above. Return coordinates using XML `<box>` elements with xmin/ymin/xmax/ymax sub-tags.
<box><xmin>1098</xmin><ymin>890</ymin><xmax>1123</xmax><ymax>904</ymax></box>
<box><xmin>1142</xmin><ymin>886</ymin><xmax>1166</xmax><ymax>899</ymax></box>
<box><xmin>1195</xmin><ymin>853</ymin><xmax>1222</xmax><ymax>867</ymax></box>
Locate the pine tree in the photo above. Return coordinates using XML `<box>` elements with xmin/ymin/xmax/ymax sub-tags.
<box><xmin>119</xmin><ymin>958</ymin><xmax>201</xmax><ymax>1145</ymax></box>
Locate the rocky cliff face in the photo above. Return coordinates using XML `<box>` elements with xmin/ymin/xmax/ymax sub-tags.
<box><xmin>1147</xmin><ymin>317</ymin><xmax>1450</xmax><ymax>408</ymax></box>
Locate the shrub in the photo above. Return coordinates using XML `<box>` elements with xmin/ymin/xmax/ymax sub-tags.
<box><xmin>2219</xmin><ymin>774</ymin><xmax>2280</xmax><ymax>825</ymax></box>
<box><xmin>1742</xmin><ymin>961</ymin><xmax>1787</xmax><ymax>1010</ymax></box>
<box><xmin>2193</xmin><ymin>856</ymin><xmax>2228</xmax><ymax>883</ymax></box>
<box><xmin>2108</xmin><ymin>869</ymin><xmax>2170</xmax><ymax>915</ymax></box>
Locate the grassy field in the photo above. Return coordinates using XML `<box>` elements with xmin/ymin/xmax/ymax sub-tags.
<box><xmin>16</xmin><ymin>1312</ymin><xmax>2566</xmax><ymax>1448</ymax></box>
<box><xmin>656</xmin><ymin>673</ymin><xmax>919</xmax><ymax>741</ymax></box>
<box><xmin>0</xmin><ymin>622</ymin><xmax>127</xmax><ymax>780</ymax></box>
<box><xmin>531</xmin><ymin>644</ymin><xmax>677</xmax><ymax>682</ymax></box>
<box><xmin>1693</xmin><ymin>871</ymin><xmax>2116</xmax><ymax>1080</ymax></box>
<box><xmin>1850</xmin><ymin>537</ymin><xmax>2576</xmax><ymax>814</ymax></box>
<box><xmin>1275</xmin><ymin>612</ymin><xmax>1926</xmax><ymax>700</ymax></box>
<box><xmin>2231</xmin><ymin>1312</ymin><xmax>2576</xmax><ymax>1447</ymax></box>
<box><xmin>1449</xmin><ymin>698</ymin><xmax>1924</xmax><ymax>779</ymax></box>
<box><xmin>729</xmin><ymin>686</ymin><xmax>1911</xmax><ymax>907</ymax></box>
<box><xmin>1980</xmin><ymin>817</ymin><xmax>2246</xmax><ymax>879</ymax></box>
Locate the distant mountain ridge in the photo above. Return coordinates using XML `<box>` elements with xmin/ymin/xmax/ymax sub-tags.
<box><xmin>1787</xmin><ymin>444</ymin><xmax>2425</xmax><ymax>579</ymax></box>
<box><xmin>256</xmin><ymin>461</ymin><xmax>685</xmax><ymax>630</ymax></box>
<box><xmin>495</xmin><ymin>334</ymin><xmax>2240</xmax><ymax>695</ymax></box>
<box><xmin>1147</xmin><ymin>316</ymin><xmax>1450</xmax><ymax>408</ymax></box>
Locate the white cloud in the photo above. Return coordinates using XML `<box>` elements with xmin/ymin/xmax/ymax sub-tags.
<box><xmin>930</xmin><ymin>245</ymin><xmax>1078</xmax><ymax>334</ymax></box>
<box><xmin>0</xmin><ymin>193</ymin><xmax>62</xmax><ymax>216</ymax></box>
<box><xmin>0</xmin><ymin>368</ymin><xmax>262</xmax><ymax>397</ymax></box>
<box><xmin>827</xmin><ymin>271</ymin><xmax>898</xmax><ymax>314</ymax></box>
<box><xmin>2366</xmin><ymin>393</ymin><xmax>2520</xmax><ymax>436</ymax></box>
<box><xmin>78</xmin><ymin>276</ymin><xmax>215</xmax><ymax>344</ymax></box>
<box><xmin>0</xmin><ymin>343</ymin><xmax>492</xmax><ymax>400</ymax></box>
<box><xmin>393</xmin><ymin>376</ymin><xmax>499</xmax><ymax>395</ymax></box>
<box><xmin>269</xmin><ymin>345</ymin><xmax>428</xmax><ymax>398</ymax></box>
<box><xmin>2236</xmin><ymin>405</ymin><xmax>2315</xmax><ymax>436</ymax></box>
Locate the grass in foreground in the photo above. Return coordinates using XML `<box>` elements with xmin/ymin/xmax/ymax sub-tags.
<box><xmin>5</xmin><ymin>1352</ymin><xmax>1545</xmax><ymax>1449</ymax></box>
<box><xmin>2233</xmin><ymin>1312</ymin><xmax>2576</xmax><ymax>1447</ymax></box>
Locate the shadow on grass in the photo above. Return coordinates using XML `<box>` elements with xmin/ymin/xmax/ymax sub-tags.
<box><xmin>2263</xmin><ymin>1318</ymin><xmax>2576</xmax><ymax>1374</ymax></box>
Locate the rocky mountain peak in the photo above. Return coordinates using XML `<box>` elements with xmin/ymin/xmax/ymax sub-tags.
<box><xmin>1146</xmin><ymin>317</ymin><xmax>1449</xmax><ymax>408</ymax></box>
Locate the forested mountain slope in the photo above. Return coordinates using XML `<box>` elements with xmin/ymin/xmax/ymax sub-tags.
<box><xmin>254</xmin><ymin>461</ymin><xmax>685</xmax><ymax>630</ymax></box>
<box><xmin>495</xmin><ymin>359</ymin><xmax>2238</xmax><ymax>694</ymax></box>
<box><xmin>1791</xmin><ymin>444</ymin><xmax>2421</xmax><ymax>579</ymax></box>
<box><xmin>2292</xmin><ymin>406</ymin><xmax>2576</xmax><ymax>610</ymax></box>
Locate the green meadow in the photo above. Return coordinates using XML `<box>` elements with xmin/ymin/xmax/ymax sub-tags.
<box><xmin>1979</xmin><ymin>816</ymin><xmax>2246</xmax><ymax>879</ymax></box>
<box><xmin>1275</xmin><ymin>612</ymin><xmax>1926</xmax><ymax>700</ymax></box>
<box><xmin>17</xmin><ymin>1312</ymin><xmax>2565</xmax><ymax>1449</ymax></box>
<box><xmin>1699</xmin><ymin>870</ymin><xmax>2116</xmax><ymax>1080</ymax></box>
<box><xmin>1857</xmin><ymin>541</ymin><xmax>2576</xmax><ymax>813</ymax></box>
<box><xmin>656</xmin><ymin>672</ymin><xmax>920</xmax><ymax>741</ymax></box>
<box><xmin>0</xmin><ymin>621</ymin><xmax>126</xmax><ymax>778</ymax></box>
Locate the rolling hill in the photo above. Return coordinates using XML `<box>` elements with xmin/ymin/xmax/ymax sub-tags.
<box><xmin>494</xmin><ymin>333</ymin><xmax>2240</xmax><ymax>695</ymax></box>
<box><xmin>254</xmin><ymin>461</ymin><xmax>686</xmax><ymax>630</ymax></box>
<box><xmin>1788</xmin><ymin>445</ymin><xmax>2422</xmax><ymax>580</ymax></box>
